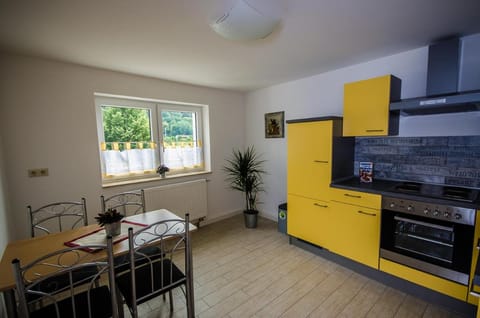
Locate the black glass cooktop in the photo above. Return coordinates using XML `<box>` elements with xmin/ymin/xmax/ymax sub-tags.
<box><xmin>393</xmin><ymin>181</ymin><xmax>479</xmax><ymax>203</ymax></box>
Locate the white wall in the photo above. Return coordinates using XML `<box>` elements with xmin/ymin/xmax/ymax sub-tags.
<box><xmin>0</xmin><ymin>53</ymin><xmax>245</xmax><ymax>240</ymax></box>
<box><xmin>246</xmin><ymin>45</ymin><xmax>480</xmax><ymax>220</ymax></box>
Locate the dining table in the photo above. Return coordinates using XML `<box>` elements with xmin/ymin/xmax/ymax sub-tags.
<box><xmin>0</xmin><ymin>209</ymin><xmax>195</xmax><ymax>318</ymax></box>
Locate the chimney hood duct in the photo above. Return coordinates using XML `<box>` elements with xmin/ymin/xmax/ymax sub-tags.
<box><xmin>390</xmin><ymin>37</ymin><xmax>480</xmax><ymax>116</ymax></box>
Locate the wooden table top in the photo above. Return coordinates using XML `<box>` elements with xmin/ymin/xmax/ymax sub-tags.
<box><xmin>0</xmin><ymin>209</ymin><xmax>195</xmax><ymax>292</ymax></box>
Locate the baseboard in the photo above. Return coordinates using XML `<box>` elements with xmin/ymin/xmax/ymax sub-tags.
<box><xmin>202</xmin><ymin>209</ymin><xmax>243</xmax><ymax>226</ymax></box>
<box><xmin>290</xmin><ymin>236</ymin><xmax>477</xmax><ymax>318</ymax></box>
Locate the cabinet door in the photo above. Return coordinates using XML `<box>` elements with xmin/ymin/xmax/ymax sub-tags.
<box><xmin>343</xmin><ymin>75</ymin><xmax>392</xmax><ymax>137</ymax></box>
<box><xmin>287</xmin><ymin>194</ymin><xmax>332</xmax><ymax>248</ymax></box>
<box><xmin>287</xmin><ymin>121</ymin><xmax>332</xmax><ymax>200</ymax></box>
<box><xmin>329</xmin><ymin>201</ymin><xmax>380</xmax><ymax>268</ymax></box>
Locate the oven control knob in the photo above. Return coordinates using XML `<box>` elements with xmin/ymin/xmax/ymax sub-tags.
<box><xmin>433</xmin><ymin>209</ymin><xmax>439</xmax><ymax>216</ymax></box>
<box><xmin>455</xmin><ymin>213</ymin><xmax>462</xmax><ymax>220</ymax></box>
<box><xmin>444</xmin><ymin>212</ymin><xmax>450</xmax><ymax>218</ymax></box>
<box><xmin>389</xmin><ymin>203</ymin><xmax>395</xmax><ymax>208</ymax></box>
<box><xmin>407</xmin><ymin>205</ymin><xmax>414</xmax><ymax>211</ymax></box>
<box><xmin>423</xmin><ymin>208</ymin><xmax>429</xmax><ymax>215</ymax></box>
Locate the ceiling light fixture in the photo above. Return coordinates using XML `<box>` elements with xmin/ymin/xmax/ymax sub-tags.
<box><xmin>209</xmin><ymin>0</ymin><xmax>281</xmax><ymax>41</ymax></box>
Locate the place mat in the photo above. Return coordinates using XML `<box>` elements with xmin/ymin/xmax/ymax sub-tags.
<box><xmin>64</xmin><ymin>220</ymin><xmax>147</xmax><ymax>252</ymax></box>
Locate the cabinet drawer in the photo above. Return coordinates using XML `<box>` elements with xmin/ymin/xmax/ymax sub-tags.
<box><xmin>330</xmin><ymin>188</ymin><xmax>381</xmax><ymax>209</ymax></box>
<box><xmin>380</xmin><ymin>258</ymin><xmax>467</xmax><ymax>301</ymax></box>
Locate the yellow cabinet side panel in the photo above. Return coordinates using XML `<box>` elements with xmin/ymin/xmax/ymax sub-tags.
<box><xmin>287</xmin><ymin>194</ymin><xmax>332</xmax><ymax>249</ymax></box>
<box><xmin>380</xmin><ymin>258</ymin><xmax>467</xmax><ymax>301</ymax></box>
<box><xmin>343</xmin><ymin>75</ymin><xmax>391</xmax><ymax>136</ymax></box>
<box><xmin>287</xmin><ymin>121</ymin><xmax>333</xmax><ymax>200</ymax></box>
<box><xmin>329</xmin><ymin>202</ymin><xmax>380</xmax><ymax>268</ymax></box>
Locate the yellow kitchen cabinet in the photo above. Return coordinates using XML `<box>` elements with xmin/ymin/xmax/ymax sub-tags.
<box><xmin>286</xmin><ymin>117</ymin><xmax>354</xmax><ymax>247</ymax></box>
<box><xmin>287</xmin><ymin>194</ymin><xmax>333</xmax><ymax>248</ymax></box>
<box><xmin>329</xmin><ymin>188</ymin><xmax>381</xmax><ymax>209</ymax></box>
<box><xmin>287</xmin><ymin>120</ymin><xmax>333</xmax><ymax>200</ymax></box>
<box><xmin>328</xmin><ymin>201</ymin><xmax>380</xmax><ymax>268</ymax></box>
<box><xmin>467</xmin><ymin>210</ymin><xmax>480</xmax><ymax>305</ymax></box>
<box><xmin>380</xmin><ymin>258</ymin><xmax>467</xmax><ymax>301</ymax></box>
<box><xmin>343</xmin><ymin>74</ymin><xmax>401</xmax><ymax>136</ymax></box>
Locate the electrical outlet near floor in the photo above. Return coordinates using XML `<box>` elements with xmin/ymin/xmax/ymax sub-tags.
<box><xmin>28</xmin><ymin>168</ymin><xmax>49</xmax><ymax>177</ymax></box>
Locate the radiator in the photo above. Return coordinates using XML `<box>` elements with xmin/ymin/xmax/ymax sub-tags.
<box><xmin>144</xmin><ymin>179</ymin><xmax>207</xmax><ymax>221</ymax></box>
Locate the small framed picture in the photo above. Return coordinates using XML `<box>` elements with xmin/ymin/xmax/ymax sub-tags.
<box><xmin>359</xmin><ymin>162</ymin><xmax>373</xmax><ymax>183</ymax></box>
<box><xmin>265</xmin><ymin>111</ymin><xmax>284</xmax><ymax>138</ymax></box>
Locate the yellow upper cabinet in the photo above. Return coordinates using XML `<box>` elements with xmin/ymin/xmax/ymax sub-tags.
<box><xmin>343</xmin><ymin>75</ymin><xmax>401</xmax><ymax>137</ymax></box>
<box><xmin>287</xmin><ymin>118</ymin><xmax>354</xmax><ymax>201</ymax></box>
<box><xmin>287</xmin><ymin>120</ymin><xmax>333</xmax><ymax>200</ymax></box>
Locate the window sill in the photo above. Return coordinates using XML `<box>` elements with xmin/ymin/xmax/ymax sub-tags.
<box><xmin>102</xmin><ymin>170</ymin><xmax>212</xmax><ymax>188</ymax></box>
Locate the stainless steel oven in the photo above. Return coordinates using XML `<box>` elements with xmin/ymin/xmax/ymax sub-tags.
<box><xmin>380</xmin><ymin>195</ymin><xmax>476</xmax><ymax>285</ymax></box>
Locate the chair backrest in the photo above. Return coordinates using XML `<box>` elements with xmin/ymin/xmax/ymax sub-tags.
<box><xmin>101</xmin><ymin>190</ymin><xmax>146</xmax><ymax>217</ymax></box>
<box><xmin>122</xmin><ymin>213</ymin><xmax>194</xmax><ymax>317</ymax></box>
<box><xmin>28</xmin><ymin>198</ymin><xmax>88</xmax><ymax>237</ymax></box>
<box><xmin>12</xmin><ymin>237</ymin><xmax>119</xmax><ymax>318</ymax></box>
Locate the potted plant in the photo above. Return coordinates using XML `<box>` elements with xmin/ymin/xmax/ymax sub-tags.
<box><xmin>156</xmin><ymin>164</ymin><xmax>170</xmax><ymax>178</ymax></box>
<box><xmin>95</xmin><ymin>208</ymin><xmax>124</xmax><ymax>236</ymax></box>
<box><xmin>224</xmin><ymin>146</ymin><xmax>266</xmax><ymax>228</ymax></box>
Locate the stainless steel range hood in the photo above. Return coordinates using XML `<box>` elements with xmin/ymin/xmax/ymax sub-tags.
<box><xmin>390</xmin><ymin>37</ymin><xmax>480</xmax><ymax>116</ymax></box>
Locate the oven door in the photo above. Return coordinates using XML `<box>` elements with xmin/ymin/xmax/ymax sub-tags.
<box><xmin>380</xmin><ymin>209</ymin><xmax>473</xmax><ymax>285</ymax></box>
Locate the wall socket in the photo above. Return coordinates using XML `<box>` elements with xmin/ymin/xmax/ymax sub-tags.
<box><xmin>28</xmin><ymin>168</ymin><xmax>49</xmax><ymax>177</ymax></box>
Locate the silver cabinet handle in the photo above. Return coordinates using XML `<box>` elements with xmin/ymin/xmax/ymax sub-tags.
<box><xmin>357</xmin><ymin>210</ymin><xmax>376</xmax><ymax>217</ymax></box>
<box><xmin>365</xmin><ymin>129</ymin><xmax>384</xmax><ymax>132</ymax></box>
<box><xmin>344</xmin><ymin>193</ymin><xmax>361</xmax><ymax>199</ymax></box>
<box><xmin>314</xmin><ymin>203</ymin><xmax>328</xmax><ymax>208</ymax></box>
<box><xmin>313</xmin><ymin>160</ymin><xmax>329</xmax><ymax>163</ymax></box>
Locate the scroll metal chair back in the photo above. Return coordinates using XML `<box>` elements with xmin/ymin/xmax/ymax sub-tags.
<box><xmin>115</xmin><ymin>213</ymin><xmax>194</xmax><ymax>318</ymax></box>
<box><xmin>101</xmin><ymin>190</ymin><xmax>146</xmax><ymax>217</ymax></box>
<box><xmin>28</xmin><ymin>198</ymin><xmax>88</xmax><ymax>237</ymax></box>
<box><xmin>12</xmin><ymin>237</ymin><xmax>119</xmax><ymax>318</ymax></box>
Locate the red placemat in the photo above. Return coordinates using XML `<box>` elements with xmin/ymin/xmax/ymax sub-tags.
<box><xmin>64</xmin><ymin>220</ymin><xmax>147</xmax><ymax>252</ymax></box>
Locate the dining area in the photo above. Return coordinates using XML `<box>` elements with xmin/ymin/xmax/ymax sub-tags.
<box><xmin>0</xmin><ymin>191</ymin><xmax>196</xmax><ymax>318</ymax></box>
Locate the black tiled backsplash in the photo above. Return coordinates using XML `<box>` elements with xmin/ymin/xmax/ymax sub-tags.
<box><xmin>354</xmin><ymin>136</ymin><xmax>480</xmax><ymax>189</ymax></box>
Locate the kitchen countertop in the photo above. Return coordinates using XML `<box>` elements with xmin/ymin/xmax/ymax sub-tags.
<box><xmin>331</xmin><ymin>177</ymin><xmax>480</xmax><ymax>209</ymax></box>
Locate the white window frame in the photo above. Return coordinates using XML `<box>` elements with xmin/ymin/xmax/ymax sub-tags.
<box><xmin>95</xmin><ymin>93</ymin><xmax>210</xmax><ymax>185</ymax></box>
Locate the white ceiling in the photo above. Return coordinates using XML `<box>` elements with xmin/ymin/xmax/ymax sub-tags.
<box><xmin>1</xmin><ymin>0</ymin><xmax>480</xmax><ymax>92</ymax></box>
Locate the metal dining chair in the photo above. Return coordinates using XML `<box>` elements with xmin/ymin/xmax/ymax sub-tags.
<box><xmin>28</xmin><ymin>198</ymin><xmax>88</xmax><ymax>237</ymax></box>
<box><xmin>100</xmin><ymin>190</ymin><xmax>146</xmax><ymax>217</ymax></box>
<box><xmin>115</xmin><ymin>213</ymin><xmax>194</xmax><ymax>318</ymax></box>
<box><xmin>101</xmin><ymin>189</ymin><xmax>161</xmax><ymax>273</ymax></box>
<box><xmin>12</xmin><ymin>236</ymin><xmax>119</xmax><ymax>318</ymax></box>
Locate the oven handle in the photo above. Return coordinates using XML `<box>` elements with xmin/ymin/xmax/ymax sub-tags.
<box><xmin>357</xmin><ymin>210</ymin><xmax>376</xmax><ymax>217</ymax></box>
<box><xmin>394</xmin><ymin>216</ymin><xmax>453</xmax><ymax>232</ymax></box>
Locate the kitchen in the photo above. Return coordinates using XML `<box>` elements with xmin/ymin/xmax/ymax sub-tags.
<box><xmin>286</xmin><ymin>35</ymin><xmax>480</xmax><ymax>316</ymax></box>
<box><xmin>1</xmin><ymin>1</ymin><xmax>480</xmax><ymax>317</ymax></box>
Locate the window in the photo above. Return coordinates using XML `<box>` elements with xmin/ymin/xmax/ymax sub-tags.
<box><xmin>95</xmin><ymin>94</ymin><xmax>209</xmax><ymax>184</ymax></box>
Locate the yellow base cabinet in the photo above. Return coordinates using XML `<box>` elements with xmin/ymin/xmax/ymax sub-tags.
<box><xmin>329</xmin><ymin>188</ymin><xmax>381</xmax><ymax>209</ymax></box>
<box><xmin>468</xmin><ymin>210</ymin><xmax>480</xmax><ymax>305</ymax></box>
<box><xmin>380</xmin><ymin>258</ymin><xmax>467</xmax><ymax>301</ymax></box>
<box><xmin>328</xmin><ymin>201</ymin><xmax>380</xmax><ymax>269</ymax></box>
<box><xmin>343</xmin><ymin>74</ymin><xmax>401</xmax><ymax>137</ymax></box>
<box><xmin>287</xmin><ymin>194</ymin><xmax>332</xmax><ymax>248</ymax></box>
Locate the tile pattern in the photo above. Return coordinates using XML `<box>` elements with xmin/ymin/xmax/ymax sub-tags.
<box><xmin>135</xmin><ymin>215</ymin><xmax>468</xmax><ymax>317</ymax></box>
<box><xmin>354</xmin><ymin>136</ymin><xmax>480</xmax><ymax>188</ymax></box>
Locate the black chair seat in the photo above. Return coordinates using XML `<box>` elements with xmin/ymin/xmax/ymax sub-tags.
<box><xmin>114</xmin><ymin>245</ymin><xmax>162</xmax><ymax>273</ymax></box>
<box><xmin>30</xmin><ymin>285</ymin><xmax>112</xmax><ymax>318</ymax></box>
<box><xmin>116</xmin><ymin>259</ymin><xmax>185</xmax><ymax>307</ymax></box>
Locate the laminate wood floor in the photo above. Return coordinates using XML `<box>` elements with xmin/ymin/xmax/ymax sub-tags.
<box><xmin>136</xmin><ymin>214</ymin><xmax>469</xmax><ymax>318</ymax></box>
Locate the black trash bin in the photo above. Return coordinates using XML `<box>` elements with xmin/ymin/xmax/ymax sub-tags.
<box><xmin>278</xmin><ymin>203</ymin><xmax>287</xmax><ymax>234</ymax></box>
